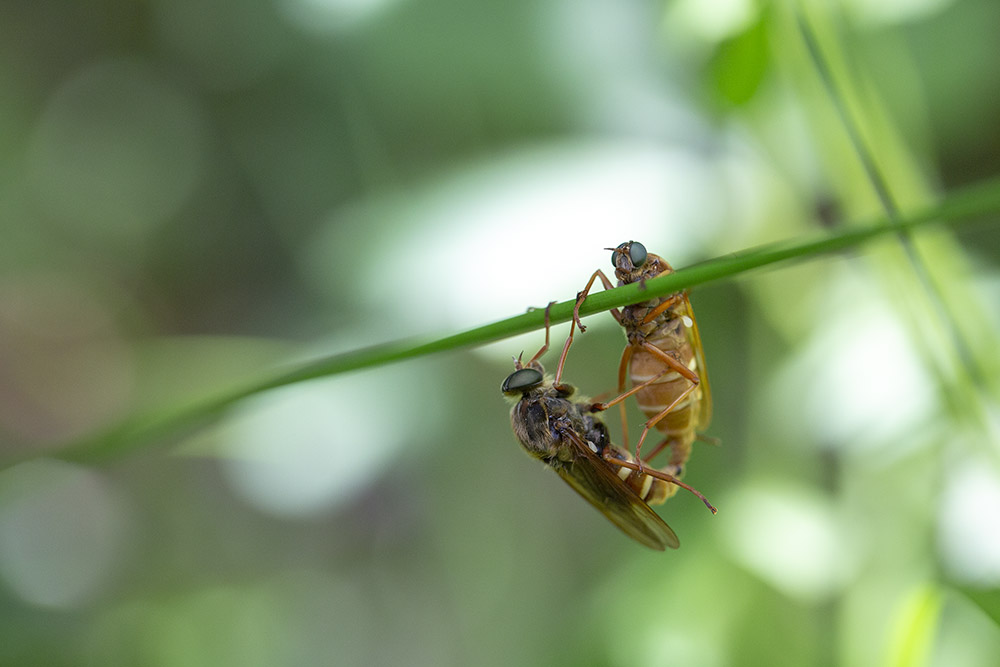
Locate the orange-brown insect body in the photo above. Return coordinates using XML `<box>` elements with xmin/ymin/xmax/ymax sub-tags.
<box><xmin>614</xmin><ymin>247</ymin><xmax>711</xmax><ymax>480</ymax></box>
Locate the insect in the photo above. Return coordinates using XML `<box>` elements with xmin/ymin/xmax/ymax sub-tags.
<box><xmin>570</xmin><ymin>241</ymin><xmax>712</xmax><ymax>497</ymax></box>
<box><xmin>501</xmin><ymin>306</ymin><xmax>715</xmax><ymax>550</ymax></box>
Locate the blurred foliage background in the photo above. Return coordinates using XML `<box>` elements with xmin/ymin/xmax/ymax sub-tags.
<box><xmin>2</xmin><ymin>0</ymin><xmax>1000</xmax><ymax>665</ymax></box>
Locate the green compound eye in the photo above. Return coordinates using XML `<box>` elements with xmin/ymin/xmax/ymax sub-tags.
<box><xmin>610</xmin><ymin>242</ymin><xmax>629</xmax><ymax>268</ymax></box>
<box><xmin>502</xmin><ymin>368</ymin><xmax>543</xmax><ymax>393</ymax></box>
<box><xmin>628</xmin><ymin>241</ymin><xmax>647</xmax><ymax>267</ymax></box>
<box><xmin>611</xmin><ymin>241</ymin><xmax>647</xmax><ymax>270</ymax></box>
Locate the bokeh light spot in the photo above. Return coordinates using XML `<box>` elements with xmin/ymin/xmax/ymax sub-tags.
<box><xmin>769</xmin><ymin>273</ymin><xmax>936</xmax><ymax>456</ymax></box>
<box><xmin>722</xmin><ymin>482</ymin><xmax>858</xmax><ymax>601</ymax></box>
<box><xmin>669</xmin><ymin>0</ymin><xmax>757</xmax><ymax>41</ymax></box>
<box><xmin>0</xmin><ymin>460</ymin><xmax>130</xmax><ymax>609</ymax></box>
<box><xmin>279</xmin><ymin>0</ymin><xmax>405</xmax><ymax>33</ymax></box>
<box><xmin>939</xmin><ymin>459</ymin><xmax>1000</xmax><ymax>585</ymax></box>
<box><xmin>310</xmin><ymin>140</ymin><xmax>721</xmax><ymax>346</ymax></box>
<box><xmin>220</xmin><ymin>364</ymin><xmax>432</xmax><ymax>518</ymax></box>
<box><xmin>26</xmin><ymin>59</ymin><xmax>207</xmax><ymax>242</ymax></box>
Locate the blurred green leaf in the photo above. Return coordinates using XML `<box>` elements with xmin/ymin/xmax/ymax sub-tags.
<box><xmin>709</xmin><ymin>11</ymin><xmax>771</xmax><ymax>107</ymax></box>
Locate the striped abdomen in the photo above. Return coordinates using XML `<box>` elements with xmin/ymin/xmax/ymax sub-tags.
<box><xmin>605</xmin><ymin>444</ymin><xmax>673</xmax><ymax>505</ymax></box>
<box><xmin>629</xmin><ymin>303</ymin><xmax>705</xmax><ymax>426</ymax></box>
<box><xmin>630</xmin><ymin>337</ymin><xmax>704</xmax><ymax>433</ymax></box>
<box><xmin>624</xmin><ymin>299</ymin><xmax>707</xmax><ymax>480</ymax></box>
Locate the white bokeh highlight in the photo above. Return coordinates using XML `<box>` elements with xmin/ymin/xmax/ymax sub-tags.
<box><xmin>359</xmin><ymin>141</ymin><xmax>722</xmax><ymax>337</ymax></box>
<box><xmin>278</xmin><ymin>0</ymin><xmax>405</xmax><ymax>33</ymax></box>
<box><xmin>939</xmin><ymin>458</ymin><xmax>1000</xmax><ymax>586</ymax></box>
<box><xmin>220</xmin><ymin>364</ymin><xmax>433</xmax><ymax>518</ymax></box>
<box><xmin>0</xmin><ymin>460</ymin><xmax>130</xmax><ymax>609</ymax></box>
<box><xmin>768</xmin><ymin>270</ymin><xmax>937</xmax><ymax>457</ymax></box>
<box><xmin>721</xmin><ymin>482</ymin><xmax>859</xmax><ymax>601</ymax></box>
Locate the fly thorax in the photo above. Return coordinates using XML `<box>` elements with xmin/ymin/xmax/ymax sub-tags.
<box><xmin>637</xmin><ymin>320</ymin><xmax>659</xmax><ymax>339</ymax></box>
<box><xmin>581</xmin><ymin>416</ymin><xmax>610</xmax><ymax>454</ymax></box>
<box><xmin>510</xmin><ymin>398</ymin><xmax>558</xmax><ymax>459</ymax></box>
<box><xmin>652</xmin><ymin>315</ymin><xmax>685</xmax><ymax>339</ymax></box>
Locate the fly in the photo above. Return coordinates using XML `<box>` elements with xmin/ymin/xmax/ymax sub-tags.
<box><xmin>570</xmin><ymin>241</ymin><xmax>713</xmax><ymax>498</ymax></box>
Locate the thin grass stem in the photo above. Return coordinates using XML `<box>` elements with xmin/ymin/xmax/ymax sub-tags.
<box><xmin>8</xmin><ymin>176</ymin><xmax>1000</xmax><ymax>468</ymax></box>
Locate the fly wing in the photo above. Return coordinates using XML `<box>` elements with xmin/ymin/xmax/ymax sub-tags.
<box><xmin>681</xmin><ymin>293</ymin><xmax>713</xmax><ymax>431</ymax></box>
<box><xmin>552</xmin><ymin>427</ymin><xmax>680</xmax><ymax>550</ymax></box>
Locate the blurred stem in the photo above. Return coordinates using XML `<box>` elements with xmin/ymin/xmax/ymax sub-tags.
<box><xmin>795</xmin><ymin>12</ymin><xmax>898</xmax><ymax>219</ymax></box>
<box><xmin>10</xmin><ymin>176</ymin><xmax>1000</xmax><ymax>468</ymax></box>
<box><xmin>796</xmin><ymin>10</ymin><xmax>993</xmax><ymax>395</ymax></box>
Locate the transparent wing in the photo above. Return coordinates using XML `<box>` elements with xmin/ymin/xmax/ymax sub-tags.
<box><xmin>681</xmin><ymin>293</ymin><xmax>713</xmax><ymax>431</ymax></box>
<box><xmin>552</xmin><ymin>427</ymin><xmax>680</xmax><ymax>550</ymax></box>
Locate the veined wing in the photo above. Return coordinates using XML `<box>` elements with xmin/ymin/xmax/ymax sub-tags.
<box><xmin>552</xmin><ymin>426</ymin><xmax>680</xmax><ymax>550</ymax></box>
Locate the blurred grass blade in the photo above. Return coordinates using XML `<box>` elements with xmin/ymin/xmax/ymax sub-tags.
<box><xmin>956</xmin><ymin>586</ymin><xmax>1000</xmax><ymax>628</ymax></box>
<box><xmin>885</xmin><ymin>584</ymin><xmax>943</xmax><ymax>667</ymax></box>
<box><xmin>796</xmin><ymin>9</ymin><xmax>994</xmax><ymax>399</ymax></box>
<box><xmin>796</xmin><ymin>10</ymin><xmax>898</xmax><ymax>218</ymax></box>
<box><xmin>7</xmin><ymin>175</ymin><xmax>1000</xmax><ymax>468</ymax></box>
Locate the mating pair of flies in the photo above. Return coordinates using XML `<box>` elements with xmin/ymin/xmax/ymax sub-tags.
<box><xmin>501</xmin><ymin>241</ymin><xmax>715</xmax><ymax>550</ymax></box>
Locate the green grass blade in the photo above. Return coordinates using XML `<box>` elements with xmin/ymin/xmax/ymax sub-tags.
<box><xmin>8</xmin><ymin>176</ymin><xmax>1000</xmax><ymax>468</ymax></box>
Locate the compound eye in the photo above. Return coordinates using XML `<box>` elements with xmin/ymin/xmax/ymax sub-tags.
<box><xmin>628</xmin><ymin>241</ymin><xmax>647</xmax><ymax>267</ymax></box>
<box><xmin>502</xmin><ymin>368</ymin><xmax>544</xmax><ymax>393</ymax></box>
<box><xmin>611</xmin><ymin>242</ymin><xmax>629</xmax><ymax>268</ymax></box>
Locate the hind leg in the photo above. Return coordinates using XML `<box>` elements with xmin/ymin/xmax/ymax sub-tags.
<box><xmin>642</xmin><ymin>436</ymin><xmax>692</xmax><ymax>502</ymax></box>
<box><xmin>645</xmin><ymin>435</ymin><xmax>692</xmax><ymax>473</ymax></box>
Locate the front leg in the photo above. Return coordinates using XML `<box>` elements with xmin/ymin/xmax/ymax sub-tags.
<box><xmin>572</xmin><ymin>269</ymin><xmax>621</xmax><ymax>333</ymax></box>
<box><xmin>524</xmin><ymin>301</ymin><xmax>557</xmax><ymax>367</ymax></box>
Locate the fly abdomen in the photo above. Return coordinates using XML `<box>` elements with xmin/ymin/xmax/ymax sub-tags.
<box><xmin>606</xmin><ymin>445</ymin><xmax>676</xmax><ymax>506</ymax></box>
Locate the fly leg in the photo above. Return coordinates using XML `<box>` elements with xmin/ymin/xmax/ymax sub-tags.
<box><xmin>571</xmin><ymin>269</ymin><xmax>621</xmax><ymax>333</ymax></box>
<box><xmin>584</xmin><ymin>344</ymin><xmax>672</xmax><ymax>453</ymax></box>
<box><xmin>555</xmin><ymin>267</ymin><xmax>620</xmax><ymax>387</ymax></box>
<box><xmin>521</xmin><ymin>301</ymin><xmax>558</xmax><ymax>369</ymax></box>
<box><xmin>629</xmin><ymin>342</ymin><xmax>701</xmax><ymax>468</ymax></box>
<box><xmin>589</xmin><ymin>359</ymin><xmax>677</xmax><ymax>413</ymax></box>
<box><xmin>526</xmin><ymin>300</ymin><xmax>575</xmax><ymax>394</ymax></box>
<box><xmin>640</xmin><ymin>292</ymin><xmax>685</xmax><ymax>324</ymax></box>
<box><xmin>603</xmin><ymin>455</ymin><xmax>716</xmax><ymax>513</ymax></box>
<box><xmin>616</xmin><ymin>346</ymin><xmax>633</xmax><ymax>448</ymax></box>
<box><xmin>643</xmin><ymin>435</ymin><xmax>693</xmax><ymax>493</ymax></box>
